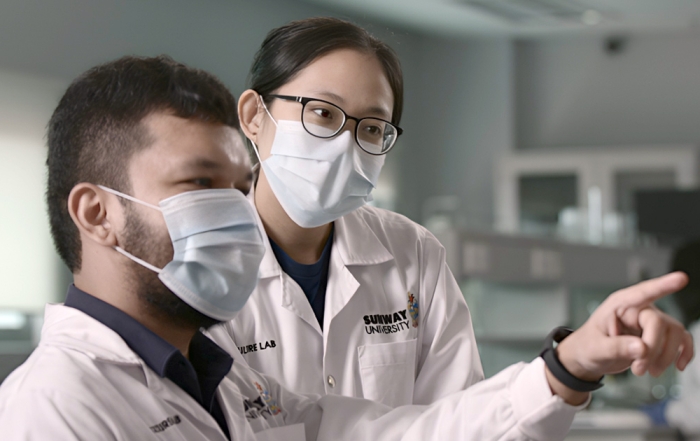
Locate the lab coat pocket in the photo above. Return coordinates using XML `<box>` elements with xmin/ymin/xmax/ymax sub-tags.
<box><xmin>357</xmin><ymin>339</ymin><xmax>417</xmax><ymax>408</ymax></box>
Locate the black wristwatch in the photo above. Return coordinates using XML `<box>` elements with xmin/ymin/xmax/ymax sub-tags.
<box><xmin>540</xmin><ymin>327</ymin><xmax>604</xmax><ymax>392</ymax></box>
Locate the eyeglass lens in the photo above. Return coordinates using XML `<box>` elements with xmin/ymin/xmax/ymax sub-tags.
<box><xmin>301</xmin><ymin>99</ymin><xmax>397</xmax><ymax>155</ymax></box>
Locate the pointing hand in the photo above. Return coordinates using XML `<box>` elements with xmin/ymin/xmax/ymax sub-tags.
<box><xmin>547</xmin><ymin>272</ymin><xmax>694</xmax><ymax>403</ymax></box>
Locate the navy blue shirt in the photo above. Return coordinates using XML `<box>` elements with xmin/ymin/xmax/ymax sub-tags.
<box><xmin>269</xmin><ymin>227</ymin><xmax>333</xmax><ymax>327</ymax></box>
<box><xmin>64</xmin><ymin>285</ymin><xmax>232</xmax><ymax>440</ymax></box>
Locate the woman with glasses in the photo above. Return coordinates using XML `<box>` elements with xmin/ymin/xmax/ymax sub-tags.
<box><xmin>207</xmin><ymin>16</ymin><xmax>484</xmax><ymax>408</ymax></box>
<box><xmin>208</xmin><ymin>19</ymin><xmax>694</xmax><ymax>421</ymax></box>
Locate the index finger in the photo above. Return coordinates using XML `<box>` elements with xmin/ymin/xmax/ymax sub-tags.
<box><xmin>610</xmin><ymin>272</ymin><xmax>688</xmax><ymax>309</ymax></box>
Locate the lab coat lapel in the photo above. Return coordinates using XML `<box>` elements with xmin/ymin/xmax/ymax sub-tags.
<box><xmin>322</xmin><ymin>253</ymin><xmax>360</xmax><ymax>334</ymax></box>
<box><xmin>323</xmin><ymin>208</ymin><xmax>394</xmax><ymax>329</ymax></box>
<box><xmin>259</xmin><ymin>232</ymin><xmax>322</xmax><ymax>335</ymax></box>
<box><xmin>280</xmin><ymin>271</ymin><xmax>323</xmax><ymax>335</ymax></box>
<box><xmin>249</xmin><ymin>188</ymin><xmax>323</xmax><ymax>335</ymax></box>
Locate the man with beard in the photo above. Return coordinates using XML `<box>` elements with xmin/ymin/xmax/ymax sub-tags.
<box><xmin>0</xmin><ymin>54</ymin><xmax>694</xmax><ymax>441</ymax></box>
<box><xmin>0</xmin><ymin>55</ymin><xmax>317</xmax><ymax>440</ymax></box>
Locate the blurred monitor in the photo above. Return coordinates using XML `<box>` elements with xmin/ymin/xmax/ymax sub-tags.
<box><xmin>635</xmin><ymin>189</ymin><xmax>700</xmax><ymax>246</ymax></box>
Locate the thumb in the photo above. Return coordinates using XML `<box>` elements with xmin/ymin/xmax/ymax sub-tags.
<box><xmin>599</xmin><ymin>335</ymin><xmax>647</xmax><ymax>365</ymax></box>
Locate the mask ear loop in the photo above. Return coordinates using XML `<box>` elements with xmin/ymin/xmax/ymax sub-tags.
<box><xmin>259</xmin><ymin>96</ymin><xmax>278</xmax><ymax>128</ymax></box>
<box><xmin>96</xmin><ymin>185</ymin><xmax>164</xmax><ymax>274</ymax></box>
<box><xmin>249</xmin><ymin>95</ymin><xmax>277</xmax><ymax>172</ymax></box>
<box><xmin>250</xmin><ymin>140</ymin><xmax>263</xmax><ymax>169</ymax></box>
<box><xmin>114</xmin><ymin>246</ymin><xmax>163</xmax><ymax>274</ymax></box>
<box><xmin>97</xmin><ymin>185</ymin><xmax>160</xmax><ymax>211</ymax></box>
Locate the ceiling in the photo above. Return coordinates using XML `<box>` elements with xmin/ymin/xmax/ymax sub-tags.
<box><xmin>299</xmin><ymin>0</ymin><xmax>700</xmax><ymax>37</ymax></box>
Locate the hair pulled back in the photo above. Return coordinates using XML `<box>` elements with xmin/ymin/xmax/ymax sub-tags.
<box><xmin>249</xmin><ymin>17</ymin><xmax>404</xmax><ymax>126</ymax></box>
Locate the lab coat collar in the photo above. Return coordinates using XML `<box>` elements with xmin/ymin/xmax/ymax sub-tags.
<box><xmin>39</xmin><ymin>303</ymin><xmax>234</xmax><ymax>438</ymax></box>
<box><xmin>248</xmin><ymin>186</ymin><xmax>394</xmax><ymax>279</ymax></box>
<box><xmin>40</xmin><ymin>303</ymin><xmax>143</xmax><ymax>366</ymax></box>
<box><xmin>333</xmin><ymin>206</ymin><xmax>394</xmax><ymax>267</ymax></box>
<box><xmin>64</xmin><ymin>285</ymin><xmax>183</xmax><ymax>376</ymax></box>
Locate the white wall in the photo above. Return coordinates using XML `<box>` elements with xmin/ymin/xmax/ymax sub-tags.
<box><xmin>516</xmin><ymin>32</ymin><xmax>700</xmax><ymax>148</ymax></box>
<box><xmin>0</xmin><ymin>0</ymin><xmax>336</xmax><ymax>94</ymax></box>
<box><xmin>394</xmin><ymin>37</ymin><xmax>514</xmax><ymax>227</ymax></box>
<box><xmin>0</xmin><ymin>70</ymin><xmax>67</xmax><ymax>310</ymax></box>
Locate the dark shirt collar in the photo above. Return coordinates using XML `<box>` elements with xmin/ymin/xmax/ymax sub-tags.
<box><xmin>269</xmin><ymin>226</ymin><xmax>333</xmax><ymax>324</ymax></box>
<box><xmin>64</xmin><ymin>285</ymin><xmax>232</xmax><ymax>438</ymax></box>
<box><xmin>269</xmin><ymin>225</ymin><xmax>334</xmax><ymax>278</ymax></box>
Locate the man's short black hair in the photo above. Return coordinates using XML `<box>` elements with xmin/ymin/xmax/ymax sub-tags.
<box><xmin>47</xmin><ymin>55</ymin><xmax>239</xmax><ymax>272</ymax></box>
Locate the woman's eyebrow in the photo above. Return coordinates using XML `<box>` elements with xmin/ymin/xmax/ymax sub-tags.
<box><xmin>312</xmin><ymin>90</ymin><xmax>391</xmax><ymax>119</ymax></box>
<box><xmin>312</xmin><ymin>90</ymin><xmax>345</xmax><ymax>104</ymax></box>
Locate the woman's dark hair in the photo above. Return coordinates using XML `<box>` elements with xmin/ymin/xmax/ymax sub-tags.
<box><xmin>249</xmin><ymin>17</ymin><xmax>404</xmax><ymax>126</ymax></box>
<box><xmin>47</xmin><ymin>55</ymin><xmax>238</xmax><ymax>272</ymax></box>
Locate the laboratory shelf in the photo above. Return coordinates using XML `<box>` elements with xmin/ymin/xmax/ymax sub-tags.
<box><xmin>446</xmin><ymin>228</ymin><xmax>676</xmax><ymax>381</ymax></box>
<box><xmin>448</xmin><ymin>229</ymin><xmax>672</xmax><ymax>286</ymax></box>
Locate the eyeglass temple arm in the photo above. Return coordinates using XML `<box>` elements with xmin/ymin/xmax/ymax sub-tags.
<box><xmin>267</xmin><ymin>94</ymin><xmax>303</xmax><ymax>103</ymax></box>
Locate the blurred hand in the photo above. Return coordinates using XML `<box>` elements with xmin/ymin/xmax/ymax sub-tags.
<box><xmin>557</xmin><ymin>271</ymin><xmax>694</xmax><ymax>383</ymax></box>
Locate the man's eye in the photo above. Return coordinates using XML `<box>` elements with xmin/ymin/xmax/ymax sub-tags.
<box><xmin>192</xmin><ymin>178</ymin><xmax>213</xmax><ymax>188</ymax></box>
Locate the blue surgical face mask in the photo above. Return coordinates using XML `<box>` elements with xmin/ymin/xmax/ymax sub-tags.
<box><xmin>98</xmin><ymin>186</ymin><xmax>265</xmax><ymax>321</ymax></box>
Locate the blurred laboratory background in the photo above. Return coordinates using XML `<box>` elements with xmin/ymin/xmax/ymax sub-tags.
<box><xmin>3</xmin><ymin>0</ymin><xmax>700</xmax><ymax>439</ymax></box>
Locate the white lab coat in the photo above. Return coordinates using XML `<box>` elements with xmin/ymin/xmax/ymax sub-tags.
<box><xmin>0</xmin><ymin>303</ymin><xmax>584</xmax><ymax>440</ymax></box>
<box><xmin>209</xmin><ymin>201</ymin><xmax>485</xmax><ymax>407</ymax></box>
<box><xmin>666</xmin><ymin>321</ymin><xmax>700</xmax><ymax>439</ymax></box>
<box><xmin>0</xmin><ymin>304</ymin><xmax>316</xmax><ymax>441</ymax></box>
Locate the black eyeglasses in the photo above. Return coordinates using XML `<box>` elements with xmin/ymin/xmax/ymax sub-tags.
<box><xmin>266</xmin><ymin>95</ymin><xmax>403</xmax><ymax>155</ymax></box>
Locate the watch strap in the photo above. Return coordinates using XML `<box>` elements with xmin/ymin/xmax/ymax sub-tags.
<box><xmin>540</xmin><ymin>326</ymin><xmax>604</xmax><ymax>392</ymax></box>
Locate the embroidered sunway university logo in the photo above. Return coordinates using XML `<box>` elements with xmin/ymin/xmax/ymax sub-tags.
<box><xmin>408</xmin><ymin>292</ymin><xmax>419</xmax><ymax>328</ymax></box>
<box><xmin>363</xmin><ymin>308</ymin><xmax>411</xmax><ymax>335</ymax></box>
<box><xmin>363</xmin><ymin>293</ymin><xmax>419</xmax><ymax>335</ymax></box>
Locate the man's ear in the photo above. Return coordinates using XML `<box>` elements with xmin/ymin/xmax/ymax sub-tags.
<box><xmin>67</xmin><ymin>183</ymin><xmax>119</xmax><ymax>248</ymax></box>
<box><xmin>238</xmin><ymin>89</ymin><xmax>265</xmax><ymax>143</ymax></box>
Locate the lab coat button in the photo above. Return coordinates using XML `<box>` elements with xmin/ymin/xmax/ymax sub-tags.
<box><xmin>327</xmin><ymin>375</ymin><xmax>336</xmax><ymax>388</ymax></box>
